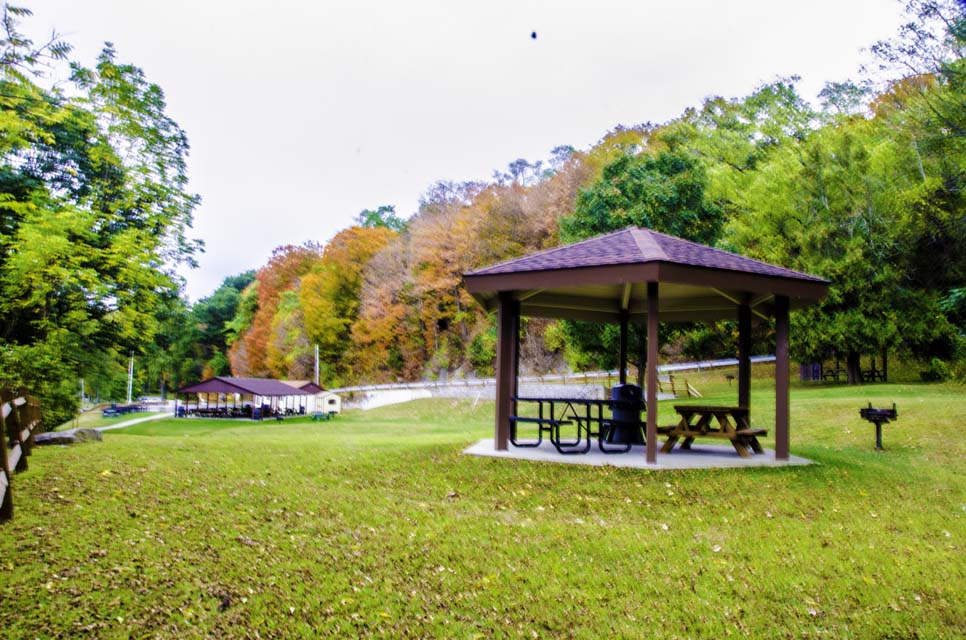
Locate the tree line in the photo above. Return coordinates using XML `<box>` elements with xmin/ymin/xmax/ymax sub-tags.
<box><xmin>2</xmin><ymin>2</ymin><xmax>963</xmax><ymax>423</ymax></box>
<box><xmin>184</xmin><ymin>1</ymin><xmax>962</xmax><ymax>391</ymax></box>
<box><xmin>0</xmin><ymin>5</ymin><xmax>200</xmax><ymax>423</ymax></box>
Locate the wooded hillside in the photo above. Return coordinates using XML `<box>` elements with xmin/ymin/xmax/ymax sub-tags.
<box><xmin>3</xmin><ymin>2</ymin><xmax>964</xmax><ymax>416</ymax></box>
<box><xmin>199</xmin><ymin>1</ymin><xmax>966</xmax><ymax>386</ymax></box>
<box><xmin>184</xmin><ymin>0</ymin><xmax>964</xmax><ymax>389</ymax></box>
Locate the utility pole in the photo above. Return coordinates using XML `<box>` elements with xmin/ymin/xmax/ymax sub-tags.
<box><xmin>314</xmin><ymin>344</ymin><xmax>320</xmax><ymax>386</ymax></box>
<box><xmin>126</xmin><ymin>353</ymin><xmax>134</xmax><ymax>404</ymax></box>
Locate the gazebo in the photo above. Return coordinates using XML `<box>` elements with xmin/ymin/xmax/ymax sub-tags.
<box><xmin>462</xmin><ymin>227</ymin><xmax>829</xmax><ymax>464</ymax></box>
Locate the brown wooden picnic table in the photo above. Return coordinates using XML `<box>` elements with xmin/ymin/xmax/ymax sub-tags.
<box><xmin>660</xmin><ymin>405</ymin><xmax>766</xmax><ymax>458</ymax></box>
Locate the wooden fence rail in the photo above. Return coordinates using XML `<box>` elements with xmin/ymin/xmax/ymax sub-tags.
<box><xmin>1</xmin><ymin>388</ymin><xmax>43</xmax><ymax>521</ymax></box>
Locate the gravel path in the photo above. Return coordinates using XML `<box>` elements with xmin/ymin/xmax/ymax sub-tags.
<box><xmin>97</xmin><ymin>412</ymin><xmax>172</xmax><ymax>432</ymax></box>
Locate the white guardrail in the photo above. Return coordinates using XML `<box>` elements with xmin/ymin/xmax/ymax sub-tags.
<box><xmin>330</xmin><ymin>355</ymin><xmax>776</xmax><ymax>395</ymax></box>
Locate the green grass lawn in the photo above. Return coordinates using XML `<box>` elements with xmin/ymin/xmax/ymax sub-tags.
<box><xmin>1</xmin><ymin>379</ymin><xmax>963</xmax><ymax>638</ymax></box>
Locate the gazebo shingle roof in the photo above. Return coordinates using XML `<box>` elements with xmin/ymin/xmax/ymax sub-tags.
<box><xmin>467</xmin><ymin>227</ymin><xmax>825</xmax><ymax>283</ymax></box>
<box><xmin>463</xmin><ymin>226</ymin><xmax>828</xmax><ymax>323</ymax></box>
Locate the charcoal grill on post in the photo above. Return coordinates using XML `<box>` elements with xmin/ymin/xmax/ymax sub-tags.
<box><xmin>858</xmin><ymin>402</ymin><xmax>897</xmax><ymax>450</ymax></box>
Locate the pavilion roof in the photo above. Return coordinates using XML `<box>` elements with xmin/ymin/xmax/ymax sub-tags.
<box><xmin>464</xmin><ymin>227</ymin><xmax>828</xmax><ymax>322</ymax></box>
<box><xmin>176</xmin><ymin>377</ymin><xmax>312</xmax><ymax>396</ymax></box>
<box><xmin>282</xmin><ymin>380</ymin><xmax>327</xmax><ymax>394</ymax></box>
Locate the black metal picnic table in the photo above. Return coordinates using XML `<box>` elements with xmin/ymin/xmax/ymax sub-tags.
<box><xmin>510</xmin><ymin>396</ymin><xmax>645</xmax><ymax>455</ymax></box>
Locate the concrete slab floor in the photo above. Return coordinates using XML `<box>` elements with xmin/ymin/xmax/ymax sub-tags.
<box><xmin>464</xmin><ymin>439</ymin><xmax>812</xmax><ymax>470</ymax></box>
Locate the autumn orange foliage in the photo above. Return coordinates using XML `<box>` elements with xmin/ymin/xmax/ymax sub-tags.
<box><xmin>225</xmin><ymin>139</ymin><xmax>615</xmax><ymax>386</ymax></box>
<box><xmin>227</xmin><ymin>244</ymin><xmax>322</xmax><ymax>377</ymax></box>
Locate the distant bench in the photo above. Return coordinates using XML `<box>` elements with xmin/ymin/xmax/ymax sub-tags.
<box><xmin>101</xmin><ymin>404</ymin><xmax>147</xmax><ymax>417</ymax></box>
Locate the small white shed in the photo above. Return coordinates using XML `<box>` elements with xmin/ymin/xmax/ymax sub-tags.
<box><xmin>282</xmin><ymin>381</ymin><xmax>342</xmax><ymax>415</ymax></box>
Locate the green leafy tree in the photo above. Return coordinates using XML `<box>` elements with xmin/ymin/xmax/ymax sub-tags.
<box><xmin>560</xmin><ymin>148</ymin><xmax>724</xmax><ymax>245</ymax></box>
<box><xmin>726</xmin><ymin>108</ymin><xmax>959</xmax><ymax>381</ymax></box>
<box><xmin>868</xmin><ymin>0</ymin><xmax>966</xmax><ymax>142</ymax></box>
<box><xmin>556</xmin><ymin>146</ymin><xmax>725</xmax><ymax>372</ymax></box>
<box><xmin>195</xmin><ymin>271</ymin><xmax>255</xmax><ymax>368</ymax></box>
<box><xmin>0</xmin><ymin>7</ymin><xmax>200</xmax><ymax>421</ymax></box>
<box><xmin>355</xmin><ymin>204</ymin><xmax>407</xmax><ymax>231</ymax></box>
<box><xmin>143</xmin><ymin>271</ymin><xmax>255</xmax><ymax>394</ymax></box>
<box><xmin>141</xmin><ymin>293</ymin><xmax>194</xmax><ymax>398</ymax></box>
<box><xmin>653</xmin><ymin>78</ymin><xmax>817</xmax><ymax>231</ymax></box>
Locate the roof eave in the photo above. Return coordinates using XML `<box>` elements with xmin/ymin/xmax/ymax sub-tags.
<box><xmin>465</xmin><ymin>261</ymin><xmax>828</xmax><ymax>310</ymax></box>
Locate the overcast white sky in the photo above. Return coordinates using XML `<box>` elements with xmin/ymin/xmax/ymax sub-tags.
<box><xmin>27</xmin><ymin>0</ymin><xmax>906</xmax><ymax>301</ymax></box>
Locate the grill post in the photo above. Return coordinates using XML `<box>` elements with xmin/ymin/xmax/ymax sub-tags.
<box><xmin>858</xmin><ymin>403</ymin><xmax>897</xmax><ymax>451</ymax></box>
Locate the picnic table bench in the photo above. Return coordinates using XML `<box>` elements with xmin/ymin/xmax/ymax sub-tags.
<box><xmin>509</xmin><ymin>415</ymin><xmax>573</xmax><ymax>448</ymax></box>
<box><xmin>822</xmin><ymin>367</ymin><xmax>844</xmax><ymax>382</ymax></box>
<box><xmin>862</xmin><ymin>368</ymin><xmax>886</xmax><ymax>383</ymax></box>
<box><xmin>510</xmin><ymin>397</ymin><xmax>645</xmax><ymax>455</ymax></box>
<box><xmin>661</xmin><ymin>405</ymin><xmax>766</xmax><ymax>458</ymax></box>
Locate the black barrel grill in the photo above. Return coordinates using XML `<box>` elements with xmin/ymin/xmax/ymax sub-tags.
<box><xmin>605</xmin><ymin>384</ymin><xmax>645</xmax><ymax>445</ymax></box>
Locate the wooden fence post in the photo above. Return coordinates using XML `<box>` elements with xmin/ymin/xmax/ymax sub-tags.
<box><xmin>26</xmin><ymin>394</ymin><xmax>40</xmax><ymax>451</ymax></box>
<box><xmin>1</xmin><ymin>390</ymin><xmax>14</xmax><ymax>520</ymax></box>
<box><xmin>8</xmin><ymin>390</ymin><xmax>27</xmax><ymax>473</ymax></box>
<box><xmin>1</xmin><ymin>389</ymin><xmax>44</xmax><ymax>522</ymax></box>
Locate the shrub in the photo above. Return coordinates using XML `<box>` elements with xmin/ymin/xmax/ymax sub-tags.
<box><xmin>468</xmin><ymin>329</ymin><xmax>497</xmax><ymax>377</ymax></box>
<box><xmin>919</xmin><ymin>357</ymin><xmax>951</xmax><ymax>382</ymax></box>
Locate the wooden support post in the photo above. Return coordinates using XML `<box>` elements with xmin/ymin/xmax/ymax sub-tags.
<box><xmin>738</xmin><ymin>300</ymin><xmax>752</xmax><ymax>414</ymax></box>
<box><xmin>512</xmin><ymin>302</ymin><xmax>521</xmax><ymax>424</ymax></box>
<box><xmin>646</xmin><ymin>282</ymin><xmax>659</xmax><ymax>464</ymax></box>
<box><xmin>637</xmin><ymin>325</ymin><xmax>647</xmax><ymax>388</ymax></box>
<box><xmin>619</xmin><ymin>309</ymin><xmax>629</xmax><ymax>386</ymax></box>
<box><xmin>495</xmin><ymin>292</ymin><xmax>519</xmax><ymax>451</ymax></box>
<box><xmin>775</xmin><ymin>295</ymin><xmax>790</xmax><ymax>460</ymax></box>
